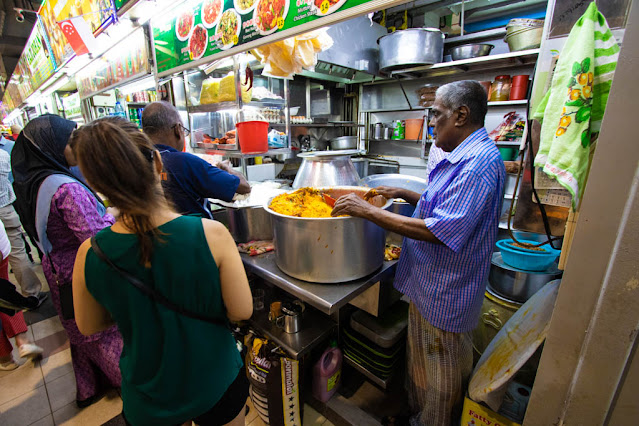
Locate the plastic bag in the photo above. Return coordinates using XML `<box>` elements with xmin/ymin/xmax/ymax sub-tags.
<box><xmin>200</xmin><ymin>78</ymin><xmax>220</xmax><ymax>104</ymax></box>
<box><xmin>489</xmin><ymin>111</ymin><xmax>526</xmax><ymax>142</ymax></box>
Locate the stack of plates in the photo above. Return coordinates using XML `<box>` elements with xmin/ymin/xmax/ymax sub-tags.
<box><xmin>249</xmin><ymin>385</ymin><xmax>270</xmax><ymax>424</ymax></box>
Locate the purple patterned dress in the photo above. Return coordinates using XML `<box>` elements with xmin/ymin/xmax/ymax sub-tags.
<box><xmin>42</xmin><ymin>182</ymin><xmax>123</xmax><ymax>401</ymax></box>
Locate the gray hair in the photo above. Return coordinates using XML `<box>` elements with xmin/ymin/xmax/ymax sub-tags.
<box><xmin>141</xmin><ymin>101</ymin><xmax>182</xmax><ymax>136</ymax></box>
<box><xmin>435</xmin><ymin>80</ymin><xmax>488</xmax><ymax>126</ymax></box>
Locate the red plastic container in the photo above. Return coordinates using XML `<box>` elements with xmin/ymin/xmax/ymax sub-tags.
<box><xmin>236</xmin><ymin>121</ymin><xmax>269</xmax><ymax>154</ymax></box>
<box><xmin>510</xmin><ymin>75</ymin><xmax>530</xmax><ymax>100</ymax></box>
<box><xmin>312</xmin><ymin>343</ymin><xmax>342</xmax><ymax>403</ymax></box>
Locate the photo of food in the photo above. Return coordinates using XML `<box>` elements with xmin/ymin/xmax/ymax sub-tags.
<box><xmin>188</xmin><ymin>24</ymin><xmax>208</xmax><ymax>60</ymax></box>
<box><xmin>201</xmin><ymin>0</ymin><xmax>223</xmax><ymax>29</ymax></box>
<box><xmin>176</xmin><ymin>10</ymin><xmax>194</xmax><ymax>41</ymax></box>
<box><xmin>253</xmin><ymin>0</ymin><xmax>289</xmax><ymax>36</ymax></box>
<box><xmin>234</xmin><ymin>0</ymin><xmax>257</xmax><ymax>14</ymax></box>
<box><xmin>216</xmin><ymin>9</ymin><xmax>241</xmax><ymax>50</ymax></box>
<box><xmin>312</xmin><ymin>0</ymin><xmax>347</xmax><ymax>16</ymax></box>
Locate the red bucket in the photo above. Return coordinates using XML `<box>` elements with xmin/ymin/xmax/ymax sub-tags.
<box><xmin>236</xmin><ymin>121</ymin><xmax>269</xmax><ymax>154</ymax></box>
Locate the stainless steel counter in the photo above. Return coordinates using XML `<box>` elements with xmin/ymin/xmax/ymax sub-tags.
<box><xmin>241</xmin><ymin>252</ymin><xmax>398</xmax><ymax>315</ymax></box>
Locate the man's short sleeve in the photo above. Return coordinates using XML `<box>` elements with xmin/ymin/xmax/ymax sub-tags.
<box><xmin>424</xmin><ymin>172</ymin><xmax>492</xmax><ymax>252</ymax></box>
<box><xmin>187</xmin><ymin>155</ymin><xmax>240</xmax><ymax>202</ymax></box>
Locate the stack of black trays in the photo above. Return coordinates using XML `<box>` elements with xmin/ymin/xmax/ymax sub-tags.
<box><xmin>342</xmin><ymin>301</ymin><xmax>409</xmax><ymax>381</ymax></box>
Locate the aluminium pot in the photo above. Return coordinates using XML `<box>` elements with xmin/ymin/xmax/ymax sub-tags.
<box><xmin>330</xmin><ymin>136</ymin><xmax>358</xmax><ymax>150</ymax></box>
<box><xmin>264</xmin><ymin>186</ymin><xmax>393</xmax><ymax>283</ymax></box>
<box><xmin>226</xmin><ymin>206</ymin><xmax>273</xmax><ymax>243</ymax></box>
<box><xmin>378</xmin><ymin>28</ymin><xmax>444</xmax><ymax>72</ymax></box>
<box><xmin>293</xmin><ymin>151</ymin><xmax>360</xmax><ymax>189</ymax></box>
<box><xmin>488</xmin><ymin>252</ymin><xmax>562</xmax><ymax>303</ymax></box>
<box><xmin>450</xmin><ymin>43</ymin><xmax>494</xmax><ymax>61</ymax></box>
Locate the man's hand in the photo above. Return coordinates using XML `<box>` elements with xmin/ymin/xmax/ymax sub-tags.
<box><xmin>331</xmin><ymin>193</ymin><xmax>374</xmax><ymax>218</ymax></box>
<box><xmin>365</xmin><ymin>186</ymin><xmax>405</xmax><ymax>200</ymax></box>
<box><xmin>216</xmin><ymin>160</ymin><xmax>233</xmax><ymax>172</ymax></box>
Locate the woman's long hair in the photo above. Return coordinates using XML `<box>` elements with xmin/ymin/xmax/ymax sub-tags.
<box><xmin>71</xmin><ymin>117</ymin><xmax>168</xmax><ymax>265</ymax></box>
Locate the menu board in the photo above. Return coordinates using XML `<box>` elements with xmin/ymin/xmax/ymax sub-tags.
<box><xmin>75</xmin><ymin>28</ymin><xmax>151</xmax><ymax>98</ymax></box>
<box><xmin>152</xmin><ymin>0</ymin><xmax>375</xmax><ymax>74</ymax></box>
<box><xmin>22</xmin><ymin>21</ymin><xmax>57</xmax><ymax>90</ymax></box>
<box><xmin>38</xmin><ymin>0</ymin><xmax>115</xmax><ymax>68</ymax></box>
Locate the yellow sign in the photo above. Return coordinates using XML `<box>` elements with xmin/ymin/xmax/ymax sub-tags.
<box><xmin>49</xmin><ymin>0</ymin><xmax>112</xmax><ymax>33</ymax></box>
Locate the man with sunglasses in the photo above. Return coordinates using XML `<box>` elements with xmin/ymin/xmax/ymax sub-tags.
<box><xmin>142</xmin><ymin>102</ymin><xmax>250</xmax><ymax>219</ymax></box>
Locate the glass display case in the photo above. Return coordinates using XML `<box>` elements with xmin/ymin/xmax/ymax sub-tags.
<box><xmin>184</xmin><ymin>53</ymin><xmax>290</xmax><ymax>153</ymax></box>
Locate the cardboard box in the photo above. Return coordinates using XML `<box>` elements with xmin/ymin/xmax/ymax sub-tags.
<box><xmin>461</xmin><ymin>397</ymin><xmax>521</xmax><ymax>426</ymax></box>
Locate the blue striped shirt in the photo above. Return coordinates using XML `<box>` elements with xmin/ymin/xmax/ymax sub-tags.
<box><xmin>394</xmin><ymin>128</ymin><xmax>505</xmax><ymax>333</ymax></box>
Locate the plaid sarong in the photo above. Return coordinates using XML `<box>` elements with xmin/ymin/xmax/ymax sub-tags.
<box><xmin>406</xmin><ymin>302</ymin><xmax>473</xmax><ymax>426</ymax></box>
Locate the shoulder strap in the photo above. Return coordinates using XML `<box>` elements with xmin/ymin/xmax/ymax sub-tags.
<box><xmin>90</xmin><ymin>236</ymin><xmax>229</xmax><ymax>328</ymax></box>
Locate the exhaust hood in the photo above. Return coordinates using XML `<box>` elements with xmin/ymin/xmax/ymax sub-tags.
<box><xmin>301</xmin><ymin>16</ymin><xmax>388</xmax><ymax>83</ymax></box>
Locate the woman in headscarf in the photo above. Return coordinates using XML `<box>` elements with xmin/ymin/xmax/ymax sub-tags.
<box><xmin>11</xmin><ymin>114</ymin><xmax>122</xmax><ymax>407</ymax></box>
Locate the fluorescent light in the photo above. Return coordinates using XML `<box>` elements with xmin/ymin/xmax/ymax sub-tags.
<box><xmin>118</xmin><ymin>75</ymin><xmax>156</xmax><ymax>95</ymax></box>
<box><xmin>40</xmin><ymin>74</ymin><xmax>71</xmax><ymax>97</ymax></box>
<box><xmin>25</xmin><ymin>91</ymin><xmax>42</xmax><ymax>108</ymax></box>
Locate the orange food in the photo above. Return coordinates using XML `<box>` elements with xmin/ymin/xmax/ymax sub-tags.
<box><xmin>269</xmin><ymin>188</ymin><xmax>334</xmax><ymax>217</ymax></box>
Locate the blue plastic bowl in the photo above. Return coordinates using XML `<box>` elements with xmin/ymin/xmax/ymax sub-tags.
<box><xmin>496</xmin><ymin>239</ymin><xmax>561</xmax><ymax>272</ymax></box>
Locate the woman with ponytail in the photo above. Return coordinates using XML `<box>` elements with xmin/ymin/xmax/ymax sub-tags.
<box><xmin>71</xmin><ymin>118</ymin><xmax>253</xmax><ymax>426</ymax></box>
<box><xmin>11</xmin><ymin>114</ymin><xmax>122</xmax><ymax>407</ymax></box>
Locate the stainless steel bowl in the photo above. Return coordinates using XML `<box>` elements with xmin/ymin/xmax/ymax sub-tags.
<box><xmin>378</xmin><ymin>28</ymin><xmax>444</xmax><ymax>72</ymax></box>
<box><xmin>265</xmin><ymin>186</ymin><xmax>392</xmax><ymax>283</ymax></box>
<box><xmin>330</xmin><ymin>136</ymin><xmax>358</xmax><ymax>150</ymax></box>
<box><xmin>488</xmin><ymin>252</ymin><xmax>562</xmax><ymax>302</ymax></box>
<box><xmin>450</xmin><ymin>44</ymin><xmax>494</xmax><ymax>61</ymax></box>
<box><xmin>293</xmin><ymin>151</ymin><xmax>360</xmax><ymax>189</ymax></box>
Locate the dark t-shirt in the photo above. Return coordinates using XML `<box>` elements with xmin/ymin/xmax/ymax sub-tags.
<box><xmin>155</xmin><ymin>144</ymin><xmax>239</xmax><ymax>218</ymax></box>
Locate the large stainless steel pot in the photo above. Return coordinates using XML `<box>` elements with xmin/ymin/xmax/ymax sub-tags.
<box><xmin>226</xmin><ymin>207</ymin><xmax>273</xmax><ymax>243</ymax></box>
<box><xmin>488</xmin><ymin>252</ymin><xmax>562</xmax><ymax>302</ymax></box>
<box><xmin>265</xmin><ymin>186</ymin><xmax>393</xmax><ymax>283</ymax></box>
<box><xmin>378</xmin><ymin>28</ymin><xmax>444</xmax><ymax>72</ymax></box>
<box><xmin>330</xmin><ymin>136</ymin><xmax>358</xmax><ymax>150</ymax></box>
<box><xmin>293</xmin><ymin>151</ymin><xmax>360</xmax><ymax>189</ymax></box>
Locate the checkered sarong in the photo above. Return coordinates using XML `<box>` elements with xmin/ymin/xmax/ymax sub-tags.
<box><xmin>406</xmin><ymin>302</ymin><xmax>473</xmax><ymax>426</ymax></box>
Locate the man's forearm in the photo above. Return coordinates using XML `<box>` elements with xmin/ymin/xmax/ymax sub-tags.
<box><xmin>397</xmin><ymin>189</ymin><xmax>422</xmax><ymax>207</ymax></box>
<box><xmin>364</xmin><ymin>208</ymin><xmax>442</xmax><ymax>244</ymax></box>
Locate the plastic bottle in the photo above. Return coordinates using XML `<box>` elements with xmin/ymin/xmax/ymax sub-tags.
<box><xmin>312</xmin><ymin>341</ymin><xmax>342</xmax><ymax>402</ymax></box>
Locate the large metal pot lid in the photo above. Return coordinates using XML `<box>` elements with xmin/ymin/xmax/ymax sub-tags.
<box><xmin>378</xmin><ymin>27</ymin><xmax>443</xmax><ymax>43</ymax></box>
<box><xmin>360</xmin><ymin>174</ymin><xmax>427</xmax><ymax>194</ymax></box>
<box><xmin>298</xmin><ymin>149</ymin><xmax>360</xmax><ymax>159</ymax></box>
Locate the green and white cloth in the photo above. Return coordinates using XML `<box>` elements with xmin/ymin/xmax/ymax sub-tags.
<box><xmin>533</xmin><ymin>1</ymin><xmax>619</xmax><ymax>209</ymax></box>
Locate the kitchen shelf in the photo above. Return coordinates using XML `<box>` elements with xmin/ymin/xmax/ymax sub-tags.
<box><xmin>248</xmin><ymin>305</ymin><xmax>335</xmax><ymax>360</ymax></box>
<box><xmin>444</xmin><ymin>28</ymin><xmax>508</xmax><ymax>46</ymax></box>
<box><xmin>188</xmin><ymin>99</ymin><xmax>285</xmax><ymax>114</ymax></box>
<box><xmin>488</xmin><ymin>100</ymin><xmax>529</xmax><ymax>106</ymax></box>
<box><xmin>343</xmin><ymin>353</ymin><xmax>392</xmax><ymax>389</ymax></box>
<box><xmin>495</xmin><ymin>141</ymin><xmax>523</xmax><ymax>147</ymax></box>
<box><xmin>369</xmin><ymin>138</ymin><xmax>421</xmax><ymax>143</ymax></box>
<box><xmin>389</xmin><ymin>49</ymin><xmax>540</xmax><ymax>79</ymax></box>
<box><xmin>126</xmin><ymin>102</ymin><xmax>149</xmax><ymax>107</ymax></box>
<box><xmin>194</xmin><ymin>146</ymin><xmax>291</xmax><ymax>158</ymax></box>
<box><xmin>270</xmin><ymin>123</ymin><xmax>364</xmax><ymax>128</ymax></box>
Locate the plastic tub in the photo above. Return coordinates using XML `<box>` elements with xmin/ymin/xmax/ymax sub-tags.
<box><xmin>405</xmin><ymin>118</ymin><xmax>424</xmax><ymax>140</ymax></box>
<box><xmin>236</xmin><ymin>121</ymin><xmax>269</xmax><ymax>154</ymax></box>
<box><xmin>510</xmin><ymin>75</ymin><xmax>530</xmax><ymax>100</ymax></box>
<box><xmin>497</xmin><ymin>239</ymin><xmax>561</xmax><ymax>271</ymax></box>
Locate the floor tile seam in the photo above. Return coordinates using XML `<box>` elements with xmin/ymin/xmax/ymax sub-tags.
<box><xmin>0</xmin><ymin>362</ymin><xmax>46</xmax><ymax>407</ymax></box>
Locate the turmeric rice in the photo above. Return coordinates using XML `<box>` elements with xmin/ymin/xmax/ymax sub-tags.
<box><xmin>269</xmin><ymin>187</ymin><xmax>333</xmax><ymax>218</ymax></box>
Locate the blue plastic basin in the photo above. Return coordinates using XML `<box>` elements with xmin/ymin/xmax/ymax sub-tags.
<box><xmin>496</xmin><ymin>239</ymin><xmax>561</xmax><ymax>272</ymax></box>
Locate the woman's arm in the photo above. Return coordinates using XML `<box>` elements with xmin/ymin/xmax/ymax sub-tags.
<box><xmin>72</xmin><ymin>239</ymin><xmax>114</xmax><ymax>335</ymax></box>
<box><xmin>202</xmin><ymin>219</ymin><xmax>253</xmax><ymax>321</ymax></box>
<box><xmin>54</xmin><ymin>183</ymin><xmax>115</xmax><ymax>244</ymax></box>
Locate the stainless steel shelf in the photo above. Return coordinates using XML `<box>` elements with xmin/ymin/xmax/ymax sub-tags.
<box><xmin>390</xmin><ymin>49</ymin><xmax>540</xmax><ymax>79</ymax></box>
<box><xmin>369</xmin><ymin>138</ymin><xmax>421</xmax><ymax>143</ymax></box>
<box><xmin>241</xmin><ymin>252</ymin><xmax>398</xmax><ymax>315</ymax></box>
<box><xmin>444</xmin><ymin>28</ymin><xmax>508</xmax><ymax>45</ymax></box>
<box><xmin>188</xmin><ymin>99</ymin><xmax>285</xmax><ymax>114</ymax></box>
<box><xmin>495</xmin><ymin>141</ymin><xmax>523</xmax><ymax>147</ymax></box>
<box><xmin>488</xmin><ymin>100</ymin><xmax>529</xmax><ymax>106</ymax></box>
<box><xmin>248</xmin><ymin>306</ymin><xmax>335</xmax><ymax>360</ymax></box>
<box><xmin>271</xmin><ymin>123</ymin><xmax>364</xmax><ymax>128</ymax></box>
<box><xmin>194</xmin><ymin>146</ymin><xmax>291</xmax><ymax>158</ymax></box>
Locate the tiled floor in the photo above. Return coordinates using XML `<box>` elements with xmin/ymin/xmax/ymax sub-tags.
<box><xmin>0</xmin><ymin>264</ymin><xmax>335</xmax><ymax>426</ymax></box>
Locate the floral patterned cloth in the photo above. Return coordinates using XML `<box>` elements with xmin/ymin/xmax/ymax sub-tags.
<box><xmin>42</xmin><ymin>182</ymin><xmax>123</xmax><ymax>400</ymax></box>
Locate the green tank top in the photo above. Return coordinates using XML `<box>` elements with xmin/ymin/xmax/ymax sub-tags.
<box><xmin>85</xmin><ymin>215</ymin><xmax>242</xmax><ymax>426</ymax></box>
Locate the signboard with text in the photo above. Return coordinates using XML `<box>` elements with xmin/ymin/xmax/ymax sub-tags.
<box><xmin>22</xmin><ymin>21</ymin><xmax>57</xmax><ymax>90</ymax></box>
<box><xmin>152</xmin><ymin>0</ymin><xmax>375</xmax><ymax>75</ymax></box>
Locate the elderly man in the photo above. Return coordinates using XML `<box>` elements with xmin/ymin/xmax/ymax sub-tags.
<box><xmin>141</xmin><ymin>102</ymin><xmax>250</xmax><ymax>218</ymax></box>
<box><xmin>333</xmin><ymin>80</ymin><xmax>505</xmax><ymax>425</ymax></box>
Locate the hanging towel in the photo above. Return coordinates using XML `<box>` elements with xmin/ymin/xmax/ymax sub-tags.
<box><xmin>533</xmin><ymin>1</ymin><xmax>619</xmax><ymax>209</ymax></box>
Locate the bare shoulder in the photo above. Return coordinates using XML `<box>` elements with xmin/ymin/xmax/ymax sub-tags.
<box><xmin>77</xmin><ymin>238</ymin><xmax>92</xmax><ymax>259</ymax></box>
<box><xmin>201</xmin><ymin>218</ymin><xmax>231</xmax><ymax>236</ymax></box>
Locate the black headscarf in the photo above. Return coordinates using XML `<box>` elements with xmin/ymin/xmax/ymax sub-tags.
<box><xmin>11</xmin><ymin>114</ymin><xmax>99</xmax><ymax>242</ymax></box>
